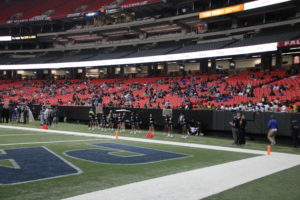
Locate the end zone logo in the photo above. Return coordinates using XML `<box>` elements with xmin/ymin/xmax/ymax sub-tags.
<box><xmin>0</xmin><ymin>143</ymin><xmax>189</xmax><ymax>185</ymax></box>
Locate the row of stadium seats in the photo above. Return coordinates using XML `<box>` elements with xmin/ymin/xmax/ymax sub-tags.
<box><xmin>0</xmin><ymin>0</ymin><xmax>162</xmax><ymax>23</ymax></box>
<box><xmin>1</xmin><ymin>70</ymin><xmax>299</xmax><ymax>112</ymax></box>
<box><xmin>2</xmin><ymin>24</ymin><xmax>300</xmax><ymax>65</ymax></box>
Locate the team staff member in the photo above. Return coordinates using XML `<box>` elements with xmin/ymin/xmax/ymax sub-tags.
<box><xmin>239</xmin><ymin>114</ymin><xmax>247</xmax><ymax>145</ymax></box>
<box><xmin>229</xmin><ymin>112</ymin><xmax>241</xmax><ymax>145</ymax></box>
<box><xmin>267</xmin><ymin>115</ymin><xmax>278</xmax><ymax>145</ymax></box>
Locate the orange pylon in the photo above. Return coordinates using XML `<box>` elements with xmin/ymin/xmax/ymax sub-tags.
<box><xmin>115</xmin><ymin>131</ymin><xmax>119</xmax><ymax>140</ymax></box>
<box><xmin>267</xmin><ymin>145</ymin><xmax>271</xmax><ymax>156</ymax></box>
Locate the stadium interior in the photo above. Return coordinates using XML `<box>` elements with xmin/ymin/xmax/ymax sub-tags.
<box><xmin>0</xmin><ymin>0</ymin><xmax>300</xmax><ymax>111</ymax></box>
<box><xmin>0</xmin><ymin>0</ymin><xmax>300</xmax><ymax>199</ymax></box>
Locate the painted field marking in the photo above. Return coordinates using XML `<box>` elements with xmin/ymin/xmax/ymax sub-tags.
<box><xmin>1</xmin><ymin>125</ymin><xmax>300</xmax><ymax>200</ymax></box>
<box><xmin>63</xmin><ymin>153</ymin><xmax>300</xmax><ymax>200</ymax></box>
<box><xmin>0</xmin><ymin>139</ymin><xmax>111</xmax><ymax>146</ymax></box>
<box><xmin>0</xmin><ymin>134</ymin><xmax>58</xmax><ymax>137</ymax></box>
<box><xmin>0</xmin><ymin>125</ymin><xmax>265</xmax><ymax>155</ymax></box>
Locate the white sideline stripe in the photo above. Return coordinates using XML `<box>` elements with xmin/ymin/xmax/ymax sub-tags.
<box><xmin>63</xmin><ymin>154</ymin><xmax>300</xmax><ymax>200</ymax></box>
<box><xmin>0</xmin><ymin>125</ymin><xmax>265</xmax><ymax>155</ymax></box>
<box><xmin>0</xmin><ymin>133</ymin><xmax>57</xmax><ymax>137</ymax></box>
<box><xmin>0</xmin><ymin>139</ymin><xmax>108</xmax><ymax>146</ymax></box>
<box><xmin>1</xmin><ymin>125</ymin><xmax>300</xmax><ymax>200</ymax></box>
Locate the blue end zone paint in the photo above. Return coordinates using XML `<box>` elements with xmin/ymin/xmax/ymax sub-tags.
<box><xmin>0</xmin><ymin>147</ymin><xmax>81</xmax><ymax>185</ymax></box>
<box><xmin>65</xmin><ymin>143</ymin><xmax>190</xmax><ymax>165</ymax></box>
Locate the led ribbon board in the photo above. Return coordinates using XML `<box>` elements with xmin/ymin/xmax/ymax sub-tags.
<box><xmin>199</xmin><ymin>4</ymin><xmax>244</xmax><ymax>19</ymax></box>
<box><xmin>199</xmin><ymin>0</ymin><xmax>292</xmax><ymax>19</ymax></box>
<box><xmin>0</xmin><ymin>43</ymin><xmax>277</xmax><ymax>70</ymax></box>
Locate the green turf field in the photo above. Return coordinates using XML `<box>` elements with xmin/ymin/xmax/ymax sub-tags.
<box><xmin>0</xmin><ymin>122</ymin><xmax>299</xmax><ymax>200</ymax></box>
<box><xmin>0</xmin><ymin>126</ymin><xmax>254</xmax><ymax>200</ymax></box>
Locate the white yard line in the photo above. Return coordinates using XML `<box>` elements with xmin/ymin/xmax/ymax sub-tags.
<box><xmin>0</xmin><ymin>139</ymin><xmax>108</xmax><ymax>146</ymax></box>
<box><xmin>1</xmin><ymin>125</ymin><xmax>300</xmax><ymax>200</ymax></box>
<box><xmin>0</xmin><ymin>125</ymin><xmax>265</xmax><ymax>155</ymax></box>
<box><xmin>0</xmin><ymin>133</ymin><xmax>56</xmax><ymax>137</ymax></box>
<box><xmin>63</xmin><ymin>153</ymin><xmax>300</xmax><ymax>200</ymax></box>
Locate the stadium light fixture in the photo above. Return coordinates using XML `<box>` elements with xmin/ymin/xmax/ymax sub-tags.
<box><xmin>244</xmin><ymin>0</ymin><xmax>292</xmax><ymax>11</ymax></box>
<box><xmin>0</xmin><ymin>36</ymin><xmax>12</xmax><ymax>41</ymax></box>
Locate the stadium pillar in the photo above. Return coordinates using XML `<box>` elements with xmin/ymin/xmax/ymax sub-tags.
<box><xmin>70</xmin><ymin>69</ymin><xmax>77</xmax><ymax>79</ymax></box>
<box><xmin>37</xmin><ymin>69</ymin><xmax>44</xmax><ymax>79</ymax></box>
<box><xmin>200</xmin><ymin>59</ymin><xmax>208</xmax><ymax>74</ymax></box>
<box><xmin>12</xmin><ymin>70</ymin><xmax>17</xmax><ymax>80</ymax></box>
<box><xmin>275</xmin><ymin>51</ymin><xmax>282</xmax><ymax>70</ymax></box>
<box><xmin>211</xmin><ymin>58</ymin><xmax>217</xmax><ymax>74</ymax></box>
<box><xmin>82</xmin><ymin>68</ymin><xmax>86</xmax><ymax>78</ymax></box>
<box><xmin>6</xmin><ymin>70</ymin><xmax>11</xmax><ymax>79</ymax></box>
<box><xmin>48</xmin><ymin>69</ymin><xmax>52</xmax><ymax>80</ymax></box>
<box><xmin>120</xmin><ymin>66</ymin><xmax>125</xmax><ymax>78</ymax></box>
<box><xmin>147</xmin><ymin>65</ymin><xmax>153</xmax><ymax>77</ymax></box>
<box><xmin>163</xmin><ymin>62</ymin><xmax>168</xmax><ymax>75</ymax></box>
<box><xmin>0</xmin><ymin>70</ymin><xmax>3</xmax><ymax>79</ymax></box>
<box><xmin>261</xmin><ymin>54</ymin><xmax>272</xmax><ymax>71</ymax></box>
<box><xmin>107</xmin><ymin>67</ymin><xmax>115</xmax><ymax>78</ymax></box>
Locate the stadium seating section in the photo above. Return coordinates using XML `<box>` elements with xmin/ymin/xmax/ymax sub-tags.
<box><xmin>0</xmin><ymin>0</ymin><xmax>162</xmax><ymax>23</ymax></box>
<box><xmin>1</xmin><ymin>70</ymin><xmax>299</xmax><ymax>112</ymax></box>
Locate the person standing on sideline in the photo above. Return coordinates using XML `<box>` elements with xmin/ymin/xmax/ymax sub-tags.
<box><xmin>239</xmin><ymin>114</ymin><xmax>247</xmax><ymax>145</ymax></box>
<box><xmin>229</xmin><ymin>112</ymin><xmax>241</xmax><ymax>145</ymax></box>
<box><xmin>291</xmin><ymin>119</ymin><xmax>300</xmax><ymax>148</ymax></box>
<box><xmin>88</xmin><ymin>108</ymin><xmax>95</xmax><ymax>130</ymax></box>
<box><xmin>149</xmin><ymin>113</ymin><xmax>155</xmax><ymax>134</ymax></box>
<box><xmin>267</xmin><ymin>115</ymin><xmax>278</xmax><ymax>145</ymax></box>
<box><xmin>180</xmin><ymin>114</ymin><xmax>188</xmax><ymax>139</ymax></box>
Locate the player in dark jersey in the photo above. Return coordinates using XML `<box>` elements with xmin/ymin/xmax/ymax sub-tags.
<box><xmin>135</xmin><ymin>113</ymin><xmax>142</xmax><ymax>133</ymax></box>
<box><xmin>88</xmin><ymin>108</ymin><xmax>95</xmax><ymax>130</ymax></box>
<box><xmin>130</xmin><ymin>112</ymin><xmax>136</xmax><ymax>134</ymax></box>
<box><xmin>121</xmin><ymin>113</ymin><xmax>126</xmax><ymax>132</ymax></box>
<box><xmin>164</xmin><ymin>115</ymin><xmax>170</xmax><ymax>135</ymax></box>
<box><xmin>167</xmin><ymin>116</ymin><xmax>174</xmax><ymax>137</ymax></box>
<box><xmin>100</xmin><ymin>113</ymin><xmax>107</xmax><ymax>131</ymax></box>
<box><xmin>149</xmin><ymin>113</ymin><xmax>154</xmax><ymax>133</ymax></box>
<box><xmin>117</xmin><ymin>113</ymin><xmax>122</xmax><ymax>132</ymax></box>
<box><xmin>180</xmin><ymin>114</ymin><xmax>188</xmax><ymax>139</ymax></box>
<box><xmin>107</xmin><ymin>110</ymin><xmax>114</xmax><ymax>131</ymax></box>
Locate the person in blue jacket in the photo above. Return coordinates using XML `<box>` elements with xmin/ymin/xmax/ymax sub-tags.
<box><xmin>267</xmin><ymin>115</ymin><xmax>278</xmax><ymax>145</ymax></box>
